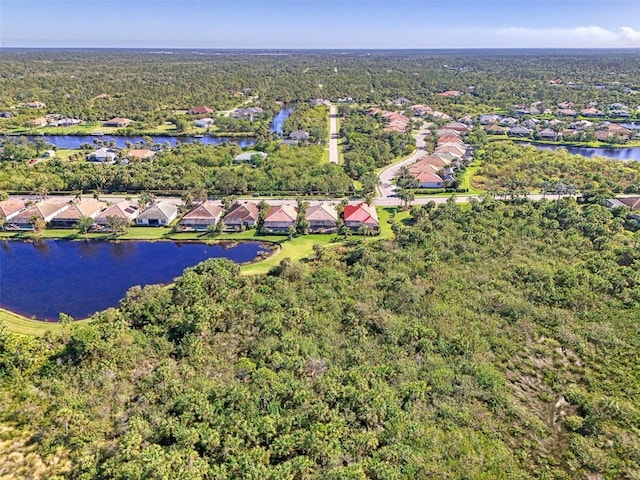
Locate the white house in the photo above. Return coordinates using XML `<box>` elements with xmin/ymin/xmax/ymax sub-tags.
<box><xmin>194</xmin><ymin>118</ymin><xmax>215</xmax><ymax>128</ymax></box>
<box><xmin>135</xmin><ymin>202</ymin><xmax>178</xmax><ymax>226</ymax></box>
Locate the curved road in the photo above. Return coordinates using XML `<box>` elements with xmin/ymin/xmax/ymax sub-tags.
<box><xmin>376</xmin><ymin>122</ymin><xmax>431</xmax><ymax>201</ymax></box>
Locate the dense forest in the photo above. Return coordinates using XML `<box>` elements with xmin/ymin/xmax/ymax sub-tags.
<box><xmin>1</xmin><ymin>50</ymin><xmax>640</xmax><ymax>120</ymax></box>
<box><xmin>2</xmin><ymin>198</ymin><xmax>640</xmax><ymax>479</ymax></box>
<box><xmin>475</xmin><ymin>141</ymin><xmax>640</xmax><ymax>195</ymax></box>
<box><xmin>0</xmin><ymin>141</ymin><xmax>354</xmax><ymax>196</ymax></box>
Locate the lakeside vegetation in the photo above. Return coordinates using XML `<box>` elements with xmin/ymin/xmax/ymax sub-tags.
<box><xmin>2</xmin><ymin>198</ymin><xmax>640</xmax><ymax>478</ymax></box>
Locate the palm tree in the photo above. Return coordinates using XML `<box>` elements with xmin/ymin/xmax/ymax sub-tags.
<box><xmin>76</xmin><ymin>216</ymin><xmax>94</xmax><ymax>234</ymax></box>
<box><xmin>359</xmin><ymin>224</ymin><xmax>374</xmax><ymax>237</ymax></box>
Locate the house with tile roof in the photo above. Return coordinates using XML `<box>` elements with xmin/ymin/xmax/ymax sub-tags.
<box><xmin>0</xmin><ymin>198</ymin><xmax>27</xmax><ymax>222</ymax></box>
<box><xmin>9</xmin><ymin>200</ymin><xmax>70</xmax><ymax>230</ymax></box>
<box><xmin>262</xmin><ymin>205</ymin><xmax>298</xmax><ymax>233</ymax></box>
<box><xmin>95</xmin><ymin>201</ymin><xmax>140</xmax><ymax>229</ymax></box>
<box><xmin>135</xmin><ymin>202</ymin><xmax>178</xmax><ymax>226</ymax></box>
<box><xmin>188</xmin><ymin>106</ymin><xmax>213</xmax><ymax>115</ymax></box>
<box><xmin>49</xmin><ymin>199</ymin><xmax>106</xmax><ymax>228</ymax></box>
<box><xmin>103</xmin><ymin>117</ymin><xmax>134</xmax><ymax>127</ymax></box>
<box><xmin>343</xmin><ymin>203</ymin><xmax>379</xmax><ymax>231</ymax></box>
<box><xmin>222</xmin><ymin>202</ymin><xmax>260</xmax><ymax>231</ymax></box>
<box><xmin>126</xmin><ymin>149</ymin><xmax>156</xmax><ymax>160</ymax></box>
<box><xmin>305</xmin><ymin>203</ymin><xmax>338</xmax><ymax>233</ymax></box>
<box><xmin>179</xmin><ymin>201</ymin><xmax>224</xmax><ymax>231</ymax></box>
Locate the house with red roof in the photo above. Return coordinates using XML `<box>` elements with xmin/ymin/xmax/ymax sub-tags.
<box><xmin>188</xmin><ymin>106</ymin><xmax>214</xmax><ymax>115</ymax></box>
<box><xmin>343</xmin><ymin>203</ymin><xmax>379</xmax><ymax>231</ymax></box>
<box><xmin>262</xmin><ymin>205</ymin><xmax>298</xmax><ymax>233</ymax></box>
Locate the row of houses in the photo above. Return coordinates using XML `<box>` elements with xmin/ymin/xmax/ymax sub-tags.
<box><xmin>0</xmin><ymin>197</ymin><xmax>381</xmax><ymax>234</ymax></box>
<box><xmin>368</xmin><ymin>108</ymin><xmax>410</xmax><ymax>133</ymax></box>
<box><xmin>403</xmin><ymin>123</ymin><xmax>474</xmax><ymax>189</ymax></box>
<box><xmin>0</xmin><ymin>197</ymin><xmax>178</xmax><ymax>231</ymax></box>
<box><xmin>180</xmin><ymin>201</ymin><xmax>379</xmax><ymax>233</ymax></box>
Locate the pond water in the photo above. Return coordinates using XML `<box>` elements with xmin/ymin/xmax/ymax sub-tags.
<box><xmin>533</xmin><ymin>144</ymin><xmax>640</xmax><ymax>161</ymax></box>
<box><xmin>0</xmin><ymin>239</ymin><xmax>269</xmax><ymax>321</ymax></box>
<box><xmin>16</xmin><ymin>134</ymin><xmax>256</xmax><ymax>150</ymax></box>
<box><xmin>270</xmin><ymin>108</ymin><xmax>293</xmax><ymax>135</ymax></box>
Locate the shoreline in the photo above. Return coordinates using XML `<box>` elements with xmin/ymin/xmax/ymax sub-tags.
<box><xmin>0</xmin><ymin>237</ymin><xmax>281</xmax><ymax>328</ymax></box>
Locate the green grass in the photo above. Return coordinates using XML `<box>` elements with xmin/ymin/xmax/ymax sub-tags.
<box><xmin>457</xmin><ymin>161</ymin><xmax>485</xmax><ymax>194</ymax></box>
<box><xmin>0</xmin><ymin>308</ymin><xmax>91</xmax><ymax>336</ymax></box>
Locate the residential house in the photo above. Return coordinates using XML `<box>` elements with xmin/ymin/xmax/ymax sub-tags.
<box><xmin>49</xmin><ymin>199</ymin><xmax>106</xmax><ymax>228</ymax></box>
<box><xmin>234</xmin><ymin>151</ymin><xmax>268</xmax><ymax>164</ymax></box>
<box><xmin>10</xmin><ymin>200</ymin><xmax>69</xmax><ymax>230</ymax></box>
<box><xmin>25</xmin><ymin>101</ymin><xmax>46</xmax><ymax>108</ymax></box>
<box><xmin>499</xmin><ymin>117</ymin><xmax>519</xmax><ymax>127</ymax></box>
<box><xmin>262</xmin><ymin>205</ymin><xmax>298</xmax><ymax>233</ymax></box>
<box><xmin>48</xmin><ymin>118</ymin><xmax>82</xmax><ymax>127</ymax></box>
<box><xmin>103</xmin><ymin>117</ymin><xmax>133</xmax><ymax>127</ymax></box>
<box><xmin>87</xmin><ymin>147</ymin><xmax>118</xmax><ymax>163</ymax></box>
<box><xmin>135</xmin><ymin>201</ymin><xmax>178</xmax><ymax>226</ymax></box>
<box><xmin>557</xmin><ymin>108</ymin><xmax>578</xmax><ymax>117</ymax></box>
<box><xmin>95</xmin><ymin>201</ymin><xmax>140</xmax><ymax>228</ymax></box>
<box><xmin>557</xmin><ymin>101</ymin><xmax>574</xmax><ymax>109</ymax></box>
<box><xmin>442</xmin><ymin>122</ymin><xmax>471</xmax><ymax>134</ymax></box>
<box><xmin>0</xmin><ymin>198</ymin><xmax>27</xmax><ymax>222</ymax></box>
<box><xmin>485</xmin><ymin>124</ymin><xmax>507</xmax><ymax>135</ymax></box>
<box><xmin>410</xmin><ymin>105</ymin><xmax>433</xmax><ymax>117</ymax></box>
<box><xmin>343</xmin><ymin>203</ymin><xmax>379</xmax><ymax>231</ymax></box>
<box><xmin>0</xmin><ymin>111</ymin><xmax>13</xmax><ymax>118</ymax></box>
<box><xmin>289</xmin><ymin>130</ymin><xmax>310</xmax><ymax>141</ymax></box>
<box><xmin>538</xmin><ymin>128</ymin><xmax>559</xmax><ymax>141</ymax></box>
<box><xmin>392</xmin><ymin>97</ymin><xmax>410</xmax><ymax>106</ymax></box>
<box><xmin>580</xmin><ymin>107</ymin><xmax>605</xmax><ymax>118</ymax></box>
<box><xmin>508</xmin><ymin>126</ymin><xmax>531</xmax><ymax>137</ymax></box>
<box><xmin>233</xmin><ymin>107</ymin><xmax>263</xmax><ymax>121</ymax></box>
<box><xmin>414</xmin><ymin>171</ymin><xmax>445</xmax><ymax>189</ymax></box>
<box><xmin>305</xmin><ymin>203</ymin><xmax>338</xmax><ymax>233</ymax></box>
<box><xmin>179</xmin><ymin>201</ymin><xmax>224</xmax><ymax>231</ymax></box>
<box><xmin>194</xmin><ymin>118</ymin><xmax>215</xmax><ymax>128</ymax></box>
<box><xmin>126</xmin><ymin>149</ymin><xmax>156</xmax><ymax>160</ymax></box>
<box><xmin>188</xmin><ymin>106</ymin><xmax>213</xmax><ymax>115</ymax></box>
<box><xmin>31</xmin><ymin>117</ymin><xmax>48</xmax><ymax>127</ymax></box>
<box><xmin>436</xmin><ymin>90</ymin><xmax>462</xmax><ymax>97</ymax></box>
<box><xmin>521</xmin><ymin>119</ymin><xmax>539</xmax><ymax>130</ymax></box>
<box><xmin>222</xmin><ymin>202</ymin><xmax>260</xmax><ymax>231</ymax></box>
<box><xmin>94</xmin><ymin>93</ymin><xmax>109</xmax><ymax>100</ymax></box>
<box><xmin>480</xmin><ymin>114</ymin><xmax>501</xmax><ymax>125</ymax></box>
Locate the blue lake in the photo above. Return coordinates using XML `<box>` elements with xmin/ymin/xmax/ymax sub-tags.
<box><xmin>533</xmin><ymin>144</ymin><xmax>640</xmax><ymax>161</ymax></box>
<box><xmin>18</xmin><ymin>135</ymin><xmax>256</xmax><ymax>149</ymax></box>
<box><xmin>0</xmin><ymin>239</ymin><xmax>269</xmax><ymax>321</ymax></box>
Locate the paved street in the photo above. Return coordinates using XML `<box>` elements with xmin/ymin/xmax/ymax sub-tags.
<box><xmin>376</xmin><ymin>122</ymin><xmax>430</xmax><ymax>200</ymax></box>
<box><xmin>328</xmin><ymin>104</ymin><xmax>339</xmax><ymax>164</ymax></box>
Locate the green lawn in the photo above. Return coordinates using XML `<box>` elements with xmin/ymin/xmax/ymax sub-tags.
<box><xmin>457</xmin><ymin>160</ymin><xmax>484</xmax><ymax>194</ymax></box>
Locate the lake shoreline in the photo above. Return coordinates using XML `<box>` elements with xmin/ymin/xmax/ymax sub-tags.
<box><xmin>0</xmin><ymin>237</ymin><xmax>280</xmax><ymax>323</ymax></box>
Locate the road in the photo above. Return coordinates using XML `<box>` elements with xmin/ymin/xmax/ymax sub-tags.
<box><xmin>376</xmin><ymin>122</ymin><xmax>430</xmax><ymax>200</ymax></box>
<box><xmin>328</xmin><ymin>104</ymin><xmax>339</xmax><ymax>164</ymax></box>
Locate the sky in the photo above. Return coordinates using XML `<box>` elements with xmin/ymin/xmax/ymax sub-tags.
<box><xmin>1</xmin><ymin>0</ymin><xmax>640</xmax><ymax>49</ymax></box>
